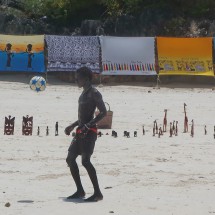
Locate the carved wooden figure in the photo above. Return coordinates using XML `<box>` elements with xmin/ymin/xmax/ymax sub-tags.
<box><xmin>160</xmin><ymin>127</ymin><xmax>163</xmax><ymax>135</ymax></box>
<box><xmin>158</xmin><ymin>127</ymin><xmax>163</xmax><ymax>138</ymax></box>
<box><xmin>55</xmin><ymin>122</ymin><xmax>59</xmax><ymax>136</ymax></box>
<box><xmin>112</xmin><ymin>130</ymin><xmax>117</xmax><ymax>138</ymax></box>
<box><xmin>153</xmin><ymin>121</ymin><xmax>156</xmax><ymax>136</ymax></box>
<box><xmin>98</xmin><ymin>131</ymin><xmax>102</xmax><ymax>137</ymax></box>
<box><xmin>114</xmin><ymin>131</ymin><xmax>118</xmax><ymax>138</ymax></box>
<box><xmin>46</xmin><ymin>126</ymin><xmax>49</xmax><ymax>136</ymax></box>
<box><xmin>214</xmin><ymin>126</ymin><xmax>215</xmax><ymax>139</ymax></box>
<box><xmin>163</xmin><ymin>109</ymin><xmax>167</xmax><ymax>132</ymax></box>
<box><xmin>142</xmin><ymin>126</ymin><xmax>145</xmax><ymax>135</ymax></box>
<box><xmin>184</xmin><ymin>103</ymin><xmax>187</xmax><ymax>113</ymax></box>
<box><xmin>172</xmin><ymin>121</ymin><xmax>175</xmax><ymax>135</ymax></box>
<box><xmin>112</xmin><ymin>130</ymin><xmax>115</xmax><ymax>136</ymax></box>
<box><xmin>37</xmin><ymin>126</ymin><xmax>40</xmax><ymax>136</ymax></box>
<box><xmin>4</xmin><ymin>115</ymin><xmax>15</xmax><ymax>135</ymax></box>
<box><xmin>204</xmin><ymin>126</ymin><xmax>207</xmax><ymax>135</ymax></box>
<box><xmin>191</xmin><ymin>120</ymin><xmax>194</xmax><ymax>137</ymax></box>
<box><xmin>155</xmin><ymin>120</ymin><xmax>158</xmax><ymax>134</ymax></box>
<box><xmin>170</xmin><ymin>122</ymin><xmax>173</xmax><ymax>137</ymax></box>
<box><xmin>22</xmin><ymin>115</ymin><xmax>33</xmax><ymax>136</ymax></box>
<box><xmin>184</xmin><ymin>111</ymin><xmax>188</xmax><ymax>133</ymax></box>
<box><xmin>124</xmin><ymin>131</ymin><xmax>127</xmax><ymax>137</ymax></box>
<box><xmin>175</xmin><ymin>121</ymin><xmax>178</xmax><ymax>136</ymax></box>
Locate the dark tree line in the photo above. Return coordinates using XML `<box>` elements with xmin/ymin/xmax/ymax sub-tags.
<box><xmin>1</xmin><ymin>0</ymin><xmax>215</xmax><ymax>35</ymax></box>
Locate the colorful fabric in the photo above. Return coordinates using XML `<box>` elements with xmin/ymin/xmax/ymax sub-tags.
<box><xmin>0</xmin><ymin>35</ymin><xmax>45</xmax><ymax>72</ymax></box>
<box><xmin>100</xmin><ymin>36</ymin><xmax>156</xmax><ymax>75</ymax></box>
<box><xmin>45</xmin><ymin>35</ymin><xmax>100</xmax><ymax>72</ymax></box>
<box><xmin>157</xmin><ymin>37</ymin><xmax>214</xmax><ymax>76</ymax></box>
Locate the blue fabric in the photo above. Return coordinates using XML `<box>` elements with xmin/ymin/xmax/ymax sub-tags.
<box><xmin>0</xmin><ymin>35</ymin><xmax>45</xmax><ymax>73</ymax></box>
<box><xmin>0</xmin><ymin>51</ymin><xmax>45</xmax><ymax>72</ymax></box>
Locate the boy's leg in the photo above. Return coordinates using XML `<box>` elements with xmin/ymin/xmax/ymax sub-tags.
<box><xmin>66</xmin><ymin>151</ymin><xmax>85</xmax><ymax>199</ymax></box>
<box><xmin>82</xmin><ymin>153</ymin><xmax>103</xmax><ymax>202</ymax></box>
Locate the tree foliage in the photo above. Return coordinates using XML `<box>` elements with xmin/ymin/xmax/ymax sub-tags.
<box><xmin>21</xmin><ymin>0</ymin><xmax>104</xmax><ymax>27</ymax></box>
<box><xmin>8</xmin><ymin>0</ymin><xmax>215</xmax><ymax>29</ymax></box>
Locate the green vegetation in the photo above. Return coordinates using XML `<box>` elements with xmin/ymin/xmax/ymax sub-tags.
<box><xmin>20</xmin><ymin>0</ymin><xmax>104</xmax><ymax>27</ymax></box>
<box><xmin>1</xmin><ymin>0</ymin><xmax>215</xmax><ymax>35</ymax></box>
<box><xmin>19</xmin><ymin>0</ymin><xmax>215</xmax><ymax>25</ymax></box>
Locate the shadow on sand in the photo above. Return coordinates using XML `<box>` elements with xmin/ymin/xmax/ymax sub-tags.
<box><xmin>59</xmin><ymin>197</ymin><xmax>97</xmax><ymax>204</ymax></box>
<box><xmin>17</xmin><ymin>200</ymin><xmax>34</xmax><ymax>203</ymax></box>
<box><xmin>0</xmin><ymin>73</ymin><xmax>214</xmax><ymax>88</ymax></box>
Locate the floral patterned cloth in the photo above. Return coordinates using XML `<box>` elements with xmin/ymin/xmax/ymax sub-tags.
<box><xmin>45</xmin><ymin>35</ymin><xmax>100</xmax><ymax>72</ymax></box>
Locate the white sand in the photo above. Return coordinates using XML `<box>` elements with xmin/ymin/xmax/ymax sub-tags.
<box><xmin>0</xmin><ymin>76</ymin><xmax>215</xmax><ymax>215</ymax></box>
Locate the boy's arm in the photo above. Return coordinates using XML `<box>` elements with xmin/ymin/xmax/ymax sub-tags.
<box><xmin>65</xmin><ymin>120</ymin><xmax>79</xmax><ymax>135</ymax></box>
<box><xmin>86</xmin><ymin>90</ymin><xmax>107</xmax><ymax>128</ymax></box>
<box><xmin>70</xmin><ymin>120</ymin><xmax>79</xmax><ymax>128</ymax></box>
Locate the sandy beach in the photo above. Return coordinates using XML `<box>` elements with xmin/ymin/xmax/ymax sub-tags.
<box><xmin>0</xmin><ymin>75</ymin><xmax>215</xmax><ymax>215</ymax></box>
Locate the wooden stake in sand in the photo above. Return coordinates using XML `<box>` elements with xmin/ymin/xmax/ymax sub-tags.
<box><xmin>158</xmin><ymin>127</ymin><xmax>163</xmax><ymax>138</ymax></box>
<box><xmin>153</xmin><ymin>121</ymin><xmax>156</xmax><ymax>136</ymax></box>
<box><xmin>155</xmin><ymin>120</ymin><xmax>158</xmax><ymax>134</ymax></box>
<box><xmin>170</xmin><ymin>122</ymin><xmax>173</xmax><ymax>137</ymax></box>
<box><xmin>37</xmin><ymin>126</ymin><xmax>40</xmax><ymax>136</ymax></box>
<box><xmin>175</xmin><ymin>121</ymin><xmax>178</xmax><ymax>136</ymax></box>
<box><xmin>163</xmin><ymin>109</ymin><xmax>167</xmax><ymax>132</ymax></box>
<box><xmin>46</xmin><ymin>126</ymin><xmax>49</xmax><ymax>136</ymax></box>
<box><xmin>184</xmin><ymin>104</ymin><xmax>188</xmax><ymax>133</ymax></box>
<box><xmin>191</xmin><ymin>120</ymin><xmax>194</xmax><ymax>137</ymax></box>
<box><xmin>172</xmin><ymin>120</ymin><xmax>176</xmax><ymax>135</ymax></box>
<box><xmin>55</xmin><ymin>122</ymin><xmax>59</xmax><ymax>136</ymax></box>
<box><xmin>214</xmin><ymin>126</ymin><xmax>215</xmax><ymax>139</ymax></box>
<box><xmin>142</xmin><ymin>126</ymin><xmax>145</xmax><ymax>135</ymax></box>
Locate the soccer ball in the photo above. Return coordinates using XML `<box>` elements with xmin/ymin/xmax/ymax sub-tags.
<box><xmin>30</xmin><ymin>76</ymin><xmax>46</xmax><ymax>92</ymax></box>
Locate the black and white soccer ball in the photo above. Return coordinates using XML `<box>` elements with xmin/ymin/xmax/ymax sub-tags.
<box><xmin>29</xmin><ymin>76</ymin><xmax>46</xmax><ymax>92</ymax></box>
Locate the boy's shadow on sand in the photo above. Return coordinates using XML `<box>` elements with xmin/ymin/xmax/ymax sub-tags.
<box><xmin>59</xmin><ymin>197</ymin><xmax>97</xmax><ymax>204</ymax></box>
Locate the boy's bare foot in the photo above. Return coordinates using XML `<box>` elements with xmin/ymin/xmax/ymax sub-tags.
<box><xmin>84</xmin><ymin>193</ymin><xmax>103</xmax><ymax>202</ymax></box>
<box><xmin>67</xmin><ymin>191</ymin><xmax>85</xmax><ymax>199</ymax></box>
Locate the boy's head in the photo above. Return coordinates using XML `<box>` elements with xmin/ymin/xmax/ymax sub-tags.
<box><xmin>76</xmin><ymin>67</ymin><xmax>93</xmax><ymax>88</ymax></box>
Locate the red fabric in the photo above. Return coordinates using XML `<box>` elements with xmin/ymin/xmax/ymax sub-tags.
<box><xmin>76</xmin><ymin>127</ymin><xmax>97</xmax><ymax>134</ymax></box>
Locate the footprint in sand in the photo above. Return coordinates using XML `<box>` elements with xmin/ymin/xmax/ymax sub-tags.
<box><xmin>156</xmin><ymin>158</ymin><xmax>169</xmax><ymax>162</ymax></box>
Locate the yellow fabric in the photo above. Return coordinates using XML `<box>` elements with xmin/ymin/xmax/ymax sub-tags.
<box><xmin>157</xmin><ymin>37</ymin><xmax>214</xmax><ymax>76</ymax></box>
<box><xmin>0</xmin><ymin>35</ymin><xmax>44</xmax><ymax>53</ymax></box>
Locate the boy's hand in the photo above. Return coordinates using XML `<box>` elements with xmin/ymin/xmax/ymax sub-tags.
<box><xmin>64</xmin><ymin>125</ymin><xmax>75</xmax><ymax>136</ymax></box>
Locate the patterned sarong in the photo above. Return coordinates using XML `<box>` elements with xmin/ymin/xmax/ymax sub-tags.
<box><xmin>45</xmin><ymin>35</ymin><xmax>100</xmax><ymax>72</ymax></box>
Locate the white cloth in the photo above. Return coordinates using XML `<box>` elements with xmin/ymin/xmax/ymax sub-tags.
<box><xmin>100</xmin><ymin>36</ymin><xmax>156</xmax><ymax>75</ymax></box>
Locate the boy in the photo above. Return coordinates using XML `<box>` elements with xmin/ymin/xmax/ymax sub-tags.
<box><xmin>65</xmin><ymin>67</ymin><xmax>107</xmax><ymax>202</ymax></box>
